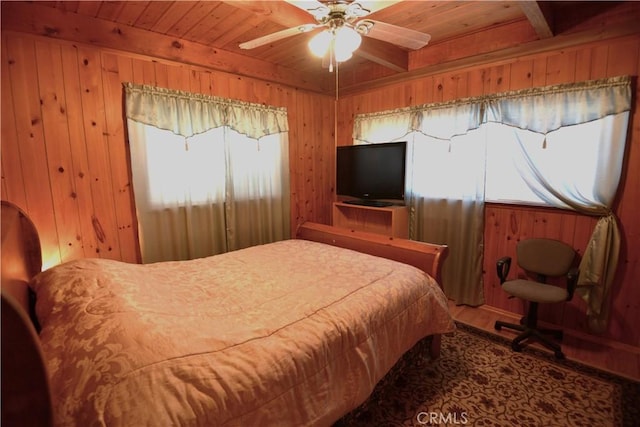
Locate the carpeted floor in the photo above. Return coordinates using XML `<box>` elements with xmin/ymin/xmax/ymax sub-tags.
<box><xmin>335</xmin><ymin>322</ymin><xmax>640</xmax><ymax>426</ymax></box>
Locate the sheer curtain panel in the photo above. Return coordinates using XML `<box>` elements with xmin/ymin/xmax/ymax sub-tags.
<box><xmin>125</xmin><ymin>83</ymin><xmax>290</xmax><ymax>263</ymax></box>
<box><xmin>354</xmin><ymin>100</ymin><xmax>486</xmax><ymax>306</ymax></box>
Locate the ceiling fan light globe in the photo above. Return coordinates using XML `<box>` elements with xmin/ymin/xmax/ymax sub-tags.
<box><xmin>309</xmin><ymin>30</ymin><xmax>332</xmax><ymax>57</ymax></box>
<box><xmin>335</xmin><ymin>26</ymin><xmax>362</xmax><ymax>53</ymax></box>
<box><xmin>335</xmin><ymin>51</ymin><xmax>353</xmax><ymax>62</ymax></box>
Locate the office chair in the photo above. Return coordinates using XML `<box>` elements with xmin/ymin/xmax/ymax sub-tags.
<box><xmin>494</xmin><ymin>238</ymin><xmax>579</xmax><ymax>359</ymax></box>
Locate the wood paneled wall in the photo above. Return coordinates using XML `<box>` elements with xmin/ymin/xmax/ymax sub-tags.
<box><xmin>337</xmin><ymin>34</ymin><xmax>640</xmax><ymax>347</ymax></box>
<box><xmin>1</xmin><ymin>32</ymin><xmax>335</xmax><ymax>270</ymax></box>
<box><xmin>2</xmin><ymin>29</ymin><xmax>639</xmax><ymax>348</ymax></box>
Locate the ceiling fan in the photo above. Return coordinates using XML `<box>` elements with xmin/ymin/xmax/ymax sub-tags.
<box><xmin>239</xmin><ymin>0</ymin><xmax>431</xmax><ymax>69</ymax></box>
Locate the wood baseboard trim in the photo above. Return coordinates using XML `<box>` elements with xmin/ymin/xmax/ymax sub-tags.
<box><xmin>475</xmin><ymin>304</ymin><xmax>640</xmax><ymax>356</ymax></box>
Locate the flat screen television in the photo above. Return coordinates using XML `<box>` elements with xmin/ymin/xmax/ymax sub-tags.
<box><xmin>336</xmin><ymin>141</ymin><xmax>407</xmax><ymax>207</ymax></box>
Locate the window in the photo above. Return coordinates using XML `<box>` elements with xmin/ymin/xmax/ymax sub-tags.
<box><xmin>353</xmin><ymin>76</ymin><xmax>631</xmax><ymax>320</ymax></box>
<box><xmin>410</xmin><ymin>128</ymin><xmax>486</xmax><ymax>201</ymax></box>
<box><xmin>484</xmin><ymin>123</ymin><xmax>546</xmax><ymax>205</ymax></box>
<box><xmin>484</xmin><ymin>113</ymin><xmax>627</xmax><ymax>207</ymax></box>
<box><xmin>142</xmin><ymin>127</ymin><xmax>226</xmax><ymax>207</ymax></box>
<box><xmin>139</xmin><ymin>127</ymin><xmax>285</xmax><ymax>208</ymax></box>
<box><xmin>125</xmin><ymin>82</ymin><xmax>290</xmax><ymax>262</ymax></box>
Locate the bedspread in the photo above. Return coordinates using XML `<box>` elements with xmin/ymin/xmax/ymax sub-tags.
<box><xmin>30</xmin><ymin>239</ymin><xmax>455</xmax><ymax>426</ymax></box>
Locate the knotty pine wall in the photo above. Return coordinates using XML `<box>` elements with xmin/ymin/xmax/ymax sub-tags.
<box><xmin>1</xmin><ymin>32</ymin><xmax>335</xmax><ymax>270</ymax></box>
<box><xmin>2</xmin><ymin>29</ymin><xmax>639</xmax><ymax>348</ymax></box>
<box><xmin>337</xmin><ymin>34</ymin><xmax>640</xmax><ymax>347</ymax></box>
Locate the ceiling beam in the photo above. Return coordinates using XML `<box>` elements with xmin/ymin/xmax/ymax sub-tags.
<box><xmin>355</xmin><ymin>38</ymin><xmax>408</xmax><ymax>72</ymax></box>
<box><xmin>518</xmin><ymin>1</ymin><xmax>554</xmax><ymax>39</ymax></box>
<box><xmin>228</xmin><ymin>0</ymin><xmax>409</xmax><ymax>73</ymax></box>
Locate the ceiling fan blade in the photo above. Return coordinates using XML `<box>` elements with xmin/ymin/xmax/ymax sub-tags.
<box><xmin>239</xmin><ymin>23</ymin><xmax>320</xmax><ymax>49</ymax></box>
<box><xmin>360</xmin><ymin>19</ymin><xmax>431</xmax><ymax>50</ymax></box>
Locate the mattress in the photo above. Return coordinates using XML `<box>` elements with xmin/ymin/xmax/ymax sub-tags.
<box><xmin>30</xmin><ymin>239</ymin><xmax>455</xmax><ymax>426</ymax></box>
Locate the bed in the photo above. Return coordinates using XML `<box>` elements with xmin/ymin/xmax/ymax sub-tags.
<box><xmin>1</xmin><ymin>200</ymin><xmax>455</xmax><ymax>427</ymax></box>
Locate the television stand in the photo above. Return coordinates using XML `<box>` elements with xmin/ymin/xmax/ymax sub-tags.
<box><xmin>343</xmin><ymin>199</ymin><xmax>394</xmax><ymax>208</ymax></box>
<box><xmin>332</xmin><ymin>202</ymin><xmax>409</xmax><ymax>238</ymax></box>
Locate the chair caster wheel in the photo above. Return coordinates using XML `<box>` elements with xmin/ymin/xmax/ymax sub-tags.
<box><xmin>511</xmin><ymin>342</ymin><xmax>522</xmax><ymax>352</ymax></box>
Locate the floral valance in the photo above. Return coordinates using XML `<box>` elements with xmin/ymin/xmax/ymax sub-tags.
<box><xmin>124</xmin><ymin>82</ymin><xmax>288</xmax><ymax>140</ymax></box>
<box><xmin>353</xmin><ymin>76</ymin><xmax>632</xmax><ymax>142</ymax></box>
<box><xmin>485</xmin><ymin>76</ymin><xmax>632</xmax><ymax>134</ymax></box>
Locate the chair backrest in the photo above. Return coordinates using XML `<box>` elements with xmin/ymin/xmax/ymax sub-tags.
<box><xmin>516</xmin><ymin>238</ymin><xmax>576</xmax><ymax>278</ymax></box>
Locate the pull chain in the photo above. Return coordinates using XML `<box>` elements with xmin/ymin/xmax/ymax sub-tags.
<box><xmin>335</xmin><ymin>58</ymin><xmax>339</xmax><ymax>101</ymax></box>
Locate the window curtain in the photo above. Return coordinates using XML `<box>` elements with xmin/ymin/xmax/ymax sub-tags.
<box><xmin>354</xmin><ymin>100</ymin><xmax>486</xmax><ymax>306</ymax></box>
<box><xmin>484</xmin><ymin>76</ymin><xmax>632</xmax><ymax>332</ymax></box>
<box><xmin>124</xmin><ymin>83</ymin><xmax>290</xmax><ymax>263</ymax></box>
<box><xmin>353</xmin><ymin>76</ymin><xmax>632</xmax><ymax>329</ymax></box>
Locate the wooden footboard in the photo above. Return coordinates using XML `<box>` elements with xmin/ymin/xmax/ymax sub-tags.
<box><xmin>296</xmin><ymin>221</ymin><xmax>448</xmax><ymax>288</ymax></box>
<box><xmin>296</xmin><ymin>221</ymin><xmax>449</xmax><ymax>359</ymax></box>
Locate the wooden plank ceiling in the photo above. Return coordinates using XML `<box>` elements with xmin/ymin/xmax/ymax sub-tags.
<box><xmin>2</xmin><ymin>1</ymin><xmax>638</xmax><ymax>95</ymax></box>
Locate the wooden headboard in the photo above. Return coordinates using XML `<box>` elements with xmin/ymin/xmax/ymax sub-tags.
<box><xmin>1</xmin><ymin>200</ymin><xmax>42</xmax><ymax>313</ymax></box>
<box><xmin>1</xmin><ymin>201</ymin><xmax>53</xmax><ymax>425</ymax></box>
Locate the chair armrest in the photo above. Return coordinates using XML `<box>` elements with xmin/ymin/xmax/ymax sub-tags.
<box><xmin>566</xmin><ymin>267</ymin><xmax>580</xmax><ymax>300</ymax></box>
<box><xmin>496</xmin><ymin>256</ymin><xmax>511</xmax><ymax>284</ymax></box>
